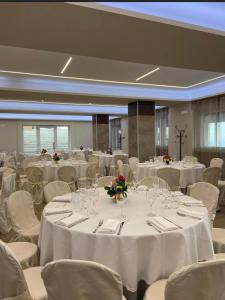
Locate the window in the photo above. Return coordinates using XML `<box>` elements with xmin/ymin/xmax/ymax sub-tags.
<box><xmin>23</xmin><ymin>125</ymin><xmax>70</xmax><ymax>154</ymax></box>
<box><xmin>203</xmin><ymin>112</ymin><xmax>225</xmax><ymax>148</ymax></box>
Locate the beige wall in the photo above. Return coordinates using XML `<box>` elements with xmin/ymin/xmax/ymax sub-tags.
<box><xmin>0</xmin><ymin>119</ymin><xmax>93</xmax><ymax>153</ymax></box>
<box><xmin>168</xmin><ymin>102</ymin><xmax>193</xmax><ymax>159</ymax></box>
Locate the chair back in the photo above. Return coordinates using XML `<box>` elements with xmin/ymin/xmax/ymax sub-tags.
<box><xmin>165</xmin><ymin>260</ymin><xmax>225</xmax><ymax>300</ymax></box>
<box><xmin>188</xmin><ymin>182</ymin><xmax>219</xmax><ymax>225</ymax></box>
<box><xmin>58</xmin><ymin>166</ymin><xmax>77</xmax><ymax>184</ymax></box>
<box><xmin>44</xmin><ymin>181</ymin><xmax>71</xmax><ymax>203</ymax></box>
<box><xmin>41</xmin><ymin>259</ymin><xmax>124</xmax><ymax>300</ymax></box>
<box><xmin>128</xmin><ymin>157</ymin><xmax>139</xmax><ymax>172</ymax></box>
<box><xmin>210</xmin><ymin>158</ymin><xmax>224</xmax><ymax>169</ymax></box>
<box><xmin>157</xmin><ymin>168</ymin><xmax>180</xmax><ymax>191</ymax></box>
<box><xmin>114</xmin><ymin>155</ymin><xmax>127</xmax><ymax>165</ymax></box>
<box><xmin>138</xmin><ymin>176</ymin><xmax>169</xmax><ymax>189</ymax></box>
<box><xmin>7</xmin><ymin>191</ymin><xmax>39</xmax><ymax>232</ymax></box>
<box><xmin>203</xmin><ymin>167</ymin><xmax>221</xmax><ymax>186</ymax></box>
<box><xmin>25</xmin><ymin>166</ymin><xmax>44</xmax><ymax>183</ymax></box>
<box><xmin>3</xmin><ymin>167</ymin><xmax>15</xmax><ymax>178</ymax></box>
<box><xmin>97</xmin><ymin>176</ymin><xmax>114</xmax><ymax>187</ymax></box>
<box><xmin>0</xmin><ymin>173</ymin><xmax>16</xmax><ymax>234</ymax></box>
<box><xmin>86</xmin><ymin>163</ymin><xmax>98</xmax><ymax>179</ymax></box>
<box><xmin>0</xmin><ymin>241</ymin><xmax>32</xmax><ymax>300</ymax></box>
<box><xmin>88</xmin><ymin>155</ymin><xmax>99</xmax><ymax>165</ymax></box>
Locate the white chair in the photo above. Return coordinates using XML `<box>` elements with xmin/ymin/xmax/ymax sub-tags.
<box><xmin>129</xmin><ymin>157</ymin><xmax>139</xmax><ymax>172</ymax></box>
<box><xmin>41</xmin><ymin>259</ymin><xmax>127</xmax><ymax>300</ymax></box>
<box><xmin>138</xmin><ymin>176</ymin><xmax>169</xmax><ymax>190</ymax></box>
<box><xmin>0</xmin><ymin>240</ymin><xmax>47</xmax><ymax>300</ymax></box>
<box><xmin>57</xmin><ymin>166</ymin><xmax>77</xmax><ymax>191</ymax></box>
<box><xmin>144</xmin><ymin>259</ymin><xmax>225</xmax><ymax>300</ymax></box>
<box><xmin>157</xmin><ymin>168</ymin><xmax>180</xmax><ymax>191</ymax></box>
<box><xmin>183</xmin><ymin>156</ymin><xmax>198</xmax><ymax>163</ymax></box>
<box><xmin>203</xmin><ymin>167</ymin><xmax>221</xmax><ymax>187</ymax></box>
<box><xmin>78</xmin><ymin>163</ymin><xmax>99</xmax><ymax>188</ymax></box>
<box><xmin>7</xmin><ymin>241</ymin><xmax>38</xmax><ymax>270</ymax></box>
<box><xmin>118</xmin><ymin>165</ymin><xmax>133</xmax><ymax>184</ymax></box>
<box><xmin>23</xmin><ymin>166</ymin><xmax>45</xmax><ymax>205</ymax></box>
<box><xmin>0</xmin><ymin>173</ymin><xmax>16</xmax><ymax>234</ymax></box>
<box><xmin>210</xmin><ymin>158</ymin><xmax>224</xmax><ymax>169</ymax></box>
<box><xmin>88</xmin><ymin>155</ymin><xmax>99</xmax><ymax>164</ymax></box>
<box><xmin>7</xmin><ymin>191</ymin><xmax>40</xmax><ymax>244</ymax></box>
<box><xmin>188</xmin><ymin>182</ymin><xmax>219</xmax><ymax>226</ymax></box>
<box><xmin>97</xmin><ymin>176</ymin><xmax>114</xmax><ymax>187</ymax></box>
<box><xmin>44</xmin><ymin>181</ymin><xmax>71</xmax><ymax>203</ymax></box>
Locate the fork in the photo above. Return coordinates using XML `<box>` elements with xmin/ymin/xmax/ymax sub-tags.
<box><xmin>92</xmin><ymin>219</ymin><xmax>103</xmax><ymax>233</ymax></box>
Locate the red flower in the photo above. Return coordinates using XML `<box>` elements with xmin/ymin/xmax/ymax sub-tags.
<box><xmin>118</xmin><ymin>175</ymin><xmax>125</xmax><ymax>182</ymax></box>
<box><xmin>163</xmin><ymin>154</ymin><xmax>169</xmax><ymax>160</ymax></box>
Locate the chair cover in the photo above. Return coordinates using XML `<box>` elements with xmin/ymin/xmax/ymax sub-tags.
<box><xmin>0</xmin><ymin>173</ymin><xmax>16</xmax><ymax>234</ymax></box>
<box><xmin>7</xmin><ymin>242</ymin><xmax>38</xmax><ymax>270</ymax></box>
<box><xmin>57</xmin><ymin>166</ymin><xmax>77</xmax><ymax>191</ymax></box>
<box><xmin>138</xmin><ymin>176</ymin><xmax>169</xmax><ymax>189</ymax></box>
<box><xmin>128</xmin><ymin>157</ymin><xmax>139</xmax><ymax>173</ymax></box>
<box><xmin>165</xmin><ymin>260</ymin><xmax>225</xmax><ymax>300</ymax></box>
<box><xmin>78</xmin><ymin>163</ymin><xmax>98</xmax><ymax>188</ymax></box>
<box><xmin>203</xmin><ymin>167</ymin><xmax>221</xmax><ymax>187</ymax></box>
<box><xmin>44</xmin><ymin>181</ymin><xmax>71</xmax><ymax>203</ymax></box>
<box><xmin>7</xmin><ymin>191</ymin><xmax>40</xmax><ymax>243</ymax></box>
<box><xmin>97</xmin><ymin>176</ymin><xmax>115</xmax><ymax>187</ymax></box>
<box><xmin>210</xmin><ymin>158</ymin><xmax>224</xmax><ymax>169</ymax></box>
<box><xmin>114</xmin><ymin>155</ymin><xmax>128</xmax><ymax>165</ymax></box>
<box><xmin>0</xmin><ymin>240</ymin><xmax>32</xmax><ymax>300</ymax></box>
<box><xmin>23</xmin><ymin>167</ymin><xmax>45</xmax><ymax>205</ymax></box>
<box><xmin>5</xmin><ymin>156</ymin><xmax>17</xmax><ymax>169</ymax></box>
<box><xmin>145</xmin><ymin>260</ymin><xmax>225</xmax><ymax>300</ymax></box>
<box><xmin>22</xmin><ymin>156</ymin><xmax>39</xmax><ymax>170</ymax></box>
<box><xmin>189</xmin><ymin>182</ymin><xmax>219</xmax><ymax>225</ymax></box>
<box><xmin>41</xmin><ymin>259</ymin><xmax>125</xmax><ymax>300</ymax></box>
<box><xmin>157</xmin><ymin>168</ymin><xmax>180</xmax><ymax>191</ymax></box>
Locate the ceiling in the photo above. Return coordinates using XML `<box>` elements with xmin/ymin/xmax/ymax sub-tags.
<box><xmin>80</xmin><ymin>2</ymin><xmax>225</xmax><ymax>36</ymax></box>
<box><xmin>0</xmin><ymin>45</ymin><xmax>223</xmax><ymax>88</ymax></box>
<box><xmin>0</xmin><ymin>2</ymin><xmax>225</xmax><ymax>117</ymax></box>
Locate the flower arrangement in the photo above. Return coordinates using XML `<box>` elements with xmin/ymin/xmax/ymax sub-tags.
<box><xmin>104</xmin><ymin>175</ymin><xmax>128</xmax><ymax>202</ymax></box>
<box><xmin>53</xmin><ymin>153</ymin><xmax>60</xmax><ymax>162</ymax></box>
<box><xmin>163</xmin><ymin>154</ymin><xmax>172</xmax><ymax>165</ymax></box>
<box><xmin>41</xmin><ymin>148</ymin><xmax>47</xmax><ymax>154</ymax></box>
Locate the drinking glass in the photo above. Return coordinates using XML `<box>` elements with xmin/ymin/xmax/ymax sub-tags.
<box><xmin>117</xmin><ymin>197</ymin><xmax>127</xmax><ymax>221</ymax></box>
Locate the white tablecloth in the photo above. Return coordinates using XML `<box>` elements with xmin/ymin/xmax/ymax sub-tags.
<box><xmin>28</xmin><ymin>160</ymin><xmax>88</xmax><ymax>182</ymax></box>
<box><xmin>39</xmin><ymin>189</ymin><xmax>214</xmax><ymax>297</ymax></box>
<box><xmin>137</xmin><ymin>162</ymin><xmax>205</xmax><ymax>188</ymax></box>
<box><xmin>93</xmin><ymin>153</ymin><xmax>128</xmax><ymax>168</ymax></box>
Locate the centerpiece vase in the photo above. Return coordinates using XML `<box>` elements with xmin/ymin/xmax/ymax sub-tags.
<box><xmin>112</xmin><ymin>193</ymin><xmax>122</xmax><ymax>203</ymax></box>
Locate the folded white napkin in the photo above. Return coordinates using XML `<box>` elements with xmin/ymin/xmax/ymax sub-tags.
<box><xmin>53</xmin><ymin>193</ymin><xmax>73</xmax><ymax>203</ymax></box>
<box><xmin>180</xmin><ymin>196</ymin><xmax>203</xmax><ymax>206</ymax></box>
<box><xmin>172</xmin><ymin>191</ymin><xmax>183</xmax><ymax>196</ymax></box>
<box><xmin>177</xmin><ymin>207</ymin><xmax>205</xmax><ymax>219</ymax></box>
<box><xmin>98</xmin><ymin>219</ymin><xmax>121</xmax><ymax>234</ymax></box>
<box><xmin>45</xmin><ymin>206</ymin><xmax>72</xmax><ymax>216</ymax></box>
<box><xmin>56</xmin><ymin>213</ymin><xmax>88</xmax><ymax>228</ymax></box>
<box><xmin>137</xmin><ymin>185</ymin><xmax>148</xmax><ymax>191</ymax></box>
<box><xmin>148</xmin><ymin>216</ymin><xmax>178</xmax><ymax>232</ymax></box>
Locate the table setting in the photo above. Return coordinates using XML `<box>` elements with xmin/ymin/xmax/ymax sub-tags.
<box><xmin>136</xmin><ymin>160</ymin><xmax>205</xmax><ymax>188</ymax></box>
<box><xmin>39</xmin><ymin>177</ymin><xmax>214</xmax><ymax>299</ymax></box>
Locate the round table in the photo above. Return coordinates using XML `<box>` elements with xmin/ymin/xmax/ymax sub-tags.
<box><xmin>28</xmin><ymin>160</ymin><xmax>88</xmax><ymax>182</ymax></box>
<box><xmin>137</xmin><ymin>161</ymin><xmax>205</xmax><ymax>188</ymax></box>
<box><xmin>39</xmin><ymin>189</ymin><xmax>214</xmax><ymax>300</ymax></box>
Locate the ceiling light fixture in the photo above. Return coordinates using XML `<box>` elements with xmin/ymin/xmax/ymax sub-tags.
<box><xmin>136</xmin><ymin>67</ymin><xmax>160</xmax><ymax>81</ymax></box>
<box><xmin>61</xmin><ymin>57</ymin><xmax>72</xmax><ymax>74</ymax></box>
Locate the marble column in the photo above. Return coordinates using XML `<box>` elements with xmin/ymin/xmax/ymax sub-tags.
<box><xmin>128</xmin><ymin>101</ymin><xmax>155</xmax><ymax>162</ymax></box>
<box><xmin>92</xmin><ymin>114</ymin><xmax>109</xmax><ymax>151</ymax></box>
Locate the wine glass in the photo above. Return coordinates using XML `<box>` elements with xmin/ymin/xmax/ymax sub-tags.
<box><xmin>146</xmin><ymin>190</ymin><xmax>155</xmax><ymax>216</ymax></box>
<box><xmin>117</xmin><ymin>197</ymin><xmax>127</xmax><ymax>221</ymax></box>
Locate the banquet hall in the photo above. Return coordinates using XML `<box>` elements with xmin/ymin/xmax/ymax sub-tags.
<box><xmin>1</xmin><ymin>2</ymin><xmax>225</xmax><ymax>300</ymax></box>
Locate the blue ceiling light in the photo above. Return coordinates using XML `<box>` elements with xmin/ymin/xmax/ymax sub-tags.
<box><xmin>96</xmin><ymin>2</ymin><xmax>225</xmax><ymax>35</ymax></box>
<box><xmin>0</xmin><ymin>113</ymin><xmax>92</xmax><ymax>121</ymax></box>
